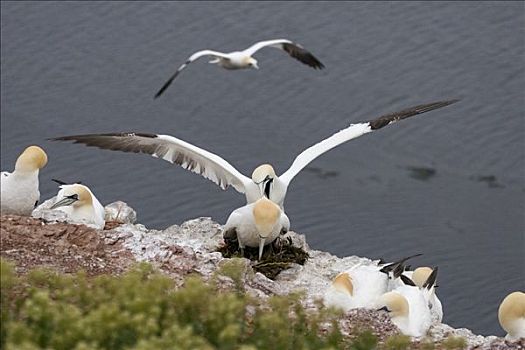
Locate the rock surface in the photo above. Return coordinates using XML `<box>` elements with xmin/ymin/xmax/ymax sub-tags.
<box><xmin>1</xmin><ymin>201</ymin><xmax>523</xmax><ymax>349</ymax></box>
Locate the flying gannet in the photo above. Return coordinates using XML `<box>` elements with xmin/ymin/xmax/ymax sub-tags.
<box><xmin>377</xmin><ymin>267</ymin><xmax>438</xmax><ymax>337</ymax></box>
<box><xmin>323</xmin><ymin>254</ymin><xmax>422</xmax><ymax>311</ymax></box>
<box><xmin>0</xmin><ymin>145</ymin><xmax>48</xmax><ymax>216</ymax></box>
<box><xmin>50</xmin><ymin>183</ymin><xmax>106</xmax><ymax>229</ymax></box>
<box><xmin>154</xmin><ymin>38</ymin><xmax>324</xmax><ymax>98</ymax></box>
<box><xmin>498</xmin><ymin>291</ymin><xmax>525</xmax><ymax>341</ymax></box>
<box><xmin>223</xmin><ymin>196</ymin><xmax>290</xmax><ymax>260</ymax></box>
<box><xmin>50</xmin><ymin>99</ymin><xmax>459</xmax><ymax>209</ymax></box>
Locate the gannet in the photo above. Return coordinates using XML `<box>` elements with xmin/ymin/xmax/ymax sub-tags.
<box><xmin>410</xmin><ymin>267</ymin><xmax>443</xmax><ymax>323</ymax></box>
<box><xmin>51</xmin><ymin>99</ymin><xmax>459</xmax><ymax>209</ymax></box>
<box><xmin>377</xmin><ymin>268</ymin><xmax>438</xmax><ymax>337</ymax></box>
<box><xmin>223</xmin><ymin>196</ymin><xmax>290</xmax><ymax>260</ymax></box>
<box><xmin>154</xmin><ymin>38</ymin><xmax>324</xmax><ymax>98</ymax></box>
<box><xmin>0</xmin><ymin>146</ymin><xmax>48</xmax><ymax>216</ymax></box>
<box><xmin>323</xmin><ymin>254</ymin><xmax>422</xmax><ymax>311</ymax></box>
<box><xmin>50</xmin><ymin>183</ymin><xmax>105</xmax><ymax>229</ymax></box>
<box><xmin>498</xmin><ymin>291</ymin><xmax>525</xmax><ymax>341</ymax></box>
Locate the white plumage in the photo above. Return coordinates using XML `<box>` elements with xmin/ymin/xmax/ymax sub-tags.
<box><xmin>379</xmin><ymin>285</ymin><xmax>433</xmax><ymax>337</ymax></box>
<box><xmin>51</xmin><ymin>100</ymin><xmax>459</xmax><ymax>211</ymax></box>
<box><xmin>223</xmin><ymin>197</ymin><xmax>290</xmax><ymax>260</ymax></box>
<box><xmin>50</xmin><ymin>184</ymin><xmax>105</xmax><ymax>229</ymax></box>
<box><xmin>410</xmin><ymin>267</ymin><xmax>443</xmax><ymax>323</ymax></box>
<box><xmin>154</xmin><ymin>39</ymin><xmax>324</xmax><ymax>98</ymax></box>
<box><xmin>1</xmin><ymin>146</ymin><xmax>48</xmax><ymax>216</ymax></box>
<box><xmin>324</xmin><ymin>264</ymin><xmax>391</xmax><ymax>311</ymax></box>
<box><xmin>323</xmin><ymin>254</ymin><xmax>422</xmax><ymax>312</ymax></box>
<box><xmin>498</xmin><ymin>291</ymin><xmax>525</xmax><ymax>341</ymax></box>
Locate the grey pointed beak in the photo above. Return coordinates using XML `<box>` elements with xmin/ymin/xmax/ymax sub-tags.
<box><xmin>258</xmin><ymin>238</ymin><xmax>266</xmax><ymax>260</ymax></box>
<box><xmin>377</xmin><ymin>306</ymin><xmax>389</xmax><ymax>312</ymax></box>
<box><xmin>50</xmin><ymin>195</ymin><xmax>78</xmax><ymax>209</ymax></box>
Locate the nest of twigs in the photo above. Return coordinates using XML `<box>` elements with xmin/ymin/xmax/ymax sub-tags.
<box><xmin>218</xmin><ymin>236</ymin><xmax>309</xmax><ymax>280</ymax></box>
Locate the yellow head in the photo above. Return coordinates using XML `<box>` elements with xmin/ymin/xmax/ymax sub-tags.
<box><xmin>379</xmin><ymin>292</ymin><xmax>409</xmax><ymax>318</ymax></box>
<box><xmin>412</xmin><ymin>267</ymin><xmax>434</xmax><ymax>288</ymax></box>
<box><xmin>243</xmin><ymin>56</ymin><xmax>259</xmax><ymax>69</ymax></box>
<box><xmin>498</xmin><ymin>291</ymin><xmax>525</xmax><ymax>337</ymax></box>
<box><xmin>253</xmin><ymin>197</ymin><xmax>280</xmax><ymax>238</ymax></box>
<box><xmin>332</xmin><ymin>272</ymin><xmax>354</xmax><ymax>296</ymax></box>
<box><xmin>51</xmin><ymin>184</ymin><xmax>93</xmax><ymax>210</ymax></box>
<box><xmin>251</xmin><ymin>164</ymin><xmax>276</xmax><ymax>184</ymax></box>
<box><xmin>15</xmin><ymin>146</ymin><xmax>48</xmax><ymax>172</ymax></box>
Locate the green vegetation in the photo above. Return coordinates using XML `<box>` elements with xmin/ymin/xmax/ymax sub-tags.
<box><xmin>383</xmin><ymin>334</ymin><xmax>411</xmax><ymax>350</ymax></box>
<box><xmin>441</xmin><ymin>336</ymin><xmax>467</xmax><ymax>349</ymax></box>
<box><xmin>0</xmin><ymin>259</ymin><xmax>465</xmax><ymax>350</ymax></box>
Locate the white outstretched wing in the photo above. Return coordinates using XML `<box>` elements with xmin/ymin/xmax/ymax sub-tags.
<box><xmin>154</xmin><ymin>50</ymin><xmax>230</xmax><ymax>98</ymax></box>
<box><xmin>280</xmin><ymin>99</ymin><xmax>459</xmax><ymax>185</ymax></box>
<box><xmin>243</xmin><ymin>39</ymin><xmax>324</xmax><ymax>69</ymax></box>
<box><xmin>51</xmin><ymin>132</ymin><xmax>251</xmax><ymax>193</ymax></box>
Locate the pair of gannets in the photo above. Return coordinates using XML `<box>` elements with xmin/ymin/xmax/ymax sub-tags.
<box><xmin>1</xmin><ymin>146</ymin><xmax>105</xmax><ymax>229</ymax></box>
<box><xmin>1</xmin><ymin>146</ymin><xmax>47</xmax><ymax>215</ymax></box>
<box><xmin>326</xmin><ymin>263</ymin><xmax>440</xmax><ymax>337</ymax></box>
<box><xmin>324</xmin><ymin>254</ymin><xmax>422</xmax><ymax>311</ymax></box>
<box><xmin>51</xmin><ymin>99</ymin><xmax>459</xmax><ymax>212</ymax></box>
<box><xmin>154</xmin><ymin>39</ymin><xmax>324</xmax><ymax>98</ymax></box>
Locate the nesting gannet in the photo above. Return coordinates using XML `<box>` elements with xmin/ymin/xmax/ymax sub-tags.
<box><xmin>51</xmin><ymin>100</ymin><xmax>459</xmax><ymax>209</ymax></box>
<box><xmin>154</xmin><ymin>39</ymin><xmax>324</xmax><ymax>98</ymax></box>
<box><xmin>377</xmin><ymin>268</ymin><xmax>438</xmax><ymax>337</ymax></box>
<box><xmin>50</xmin><ymin>184</ymin><xmax>105</xmax><ymax>229</ymax></box>
<box><xmin>410</xmin><ymin>267</ymin><xmax>443</xmax><ymax>323</ymax></box>
<box><xmin>323</xmin><ymin>254</ymin><xmax>422</xmax><ymax>311</ymax></box>
<box><xmin>1</xmin><ymin>146</ymin><xmax>48</xmax><ymax>216</ymax></box>
<box><xmin>498</xmin><ymin>291</ymin><xmax>525</xmax><ymax>341</ymax></box>
<box><xmin>223</xmin><ymin>196</ymin><xmax>290</xmax><ymax>260</ymax></box>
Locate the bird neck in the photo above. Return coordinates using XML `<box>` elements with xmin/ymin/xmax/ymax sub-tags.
<box><xmin>13</xmin><ymin>168</ymin><xmax>39</xmax><ymax>177</ymax></box>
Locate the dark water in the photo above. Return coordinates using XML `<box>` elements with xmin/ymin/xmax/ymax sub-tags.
<box><xmin>1</xmin><ymin>2</ymin><xmax>523</xmax><ymax>336</ymax></box>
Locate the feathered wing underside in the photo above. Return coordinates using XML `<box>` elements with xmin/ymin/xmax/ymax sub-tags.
<box><xmin>154</xmin><ymin>50</ymin><xmax>230</xmax><ymax>98</ymax></box>
<box><xmin>280</xmin><ymin>123</ymin><xmax>372</xmax><ymax>185</ymax></box>
<box><xmin>280</xmin><ymin>99</ymin><xmax>459</xmax><ymax>185</ymax></box>
<box><xmin>50</xmin><ymin>133</ymin><xmax>251</xmax><ymax>193</ymax></box>
<box><xmin>244</xmin><ymin>39</ymin><xmax>324</xmax><ymax>69</ymax></box>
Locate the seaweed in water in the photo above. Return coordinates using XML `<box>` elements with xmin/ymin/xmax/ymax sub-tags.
<box><xmin>217</xmin><ymin>236</ymin><xmax>309</xmax><ymax>280</ymax></box>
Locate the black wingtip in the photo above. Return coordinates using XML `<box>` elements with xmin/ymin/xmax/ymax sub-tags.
<box><xmin>51</xmin><ymin>178</ymin><xmax>68</xmax><ymax>185</ymax></box>
<box><xmin>423</xmin><ymin>266</ymin><xmax>439</xmax><ymax>289</ymax></box>
<box><xmin>369</xmin><ymin>99</ymin><xmax>460</xmax><ymax>130</ymax></box>
<box><xmin>380</xmin><ymin>253</ymin><xmax>423</xmax><ymax>274</ymax></box>
<box><xmin>52</xmin><ymin>178</ymin><xmax>82</xmax><ymax>185</ymax></box>
<box><xmin>400</xmin><ymin>274</ymin><xmax>417</xmax><ymax>286</ymax></box>
<box><xmin>154</xmin><ymin>76</ymin><xmax>176</xmax><ymax>99</ymax></box>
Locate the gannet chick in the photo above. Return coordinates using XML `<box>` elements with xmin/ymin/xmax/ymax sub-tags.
<box><xmin>223</xmin><ymin>197</ymin><xmax>290</xmax><ymax>260</ymax></box>
<box><xmin>378</xmin><ymin>269</ymin><xmax>438</xmax><ymax>337</ymax></box>
<box><xmin>324</xmin><ymin>254</ymin><xmax>422</xmax><ymax>311</ymax></box>
<box><xmin>51</xmin><ymin>99</ymin><xmax>459</xmax><ymax>210</ymax></box>
<box><xmin>50</xmin><ymin>184</ymin><xmax>105</xmax><ymax>229</ymax></box>
<box><xmin>1</xmin><ymin>146</ymin><xmax>48</xmax><ymax>216</ymax></box>
<box><xmin>154</xmin><ymin>38</ymin><xmax>324</xmax><ymax>98</ymax></box>
<box><xmin>498</xmin><ymin>291</ymin><xmax>525</xmax><ymax>341</ymax></box>
<box><xmin>411</xmin><ymin>267</ymin><xmax>443</xmax><ymax>323</ymax></box>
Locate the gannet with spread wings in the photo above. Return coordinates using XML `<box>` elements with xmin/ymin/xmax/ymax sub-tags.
<box><xmin>51</xmin><ymin>99</ymin><xmax>459</xmax><ymax>209</ymax></box>
<box><xmin>154</xmin><ymin>39</ymin><xmax>324</xmax><ymax>98</ymax></box>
